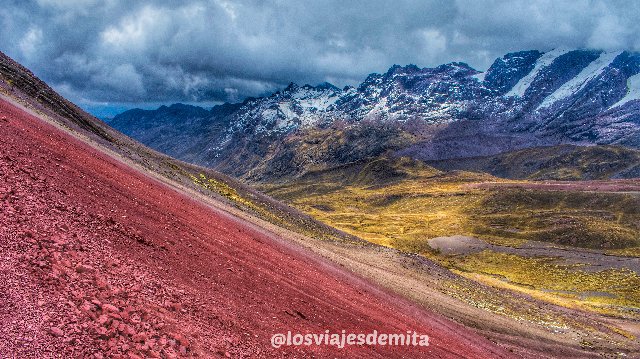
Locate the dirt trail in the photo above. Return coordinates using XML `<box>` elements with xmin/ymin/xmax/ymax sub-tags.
<box><xmin>0</xmin><ymin>99</ymin><xmax>514</xmax><ymax>358</ymax></box>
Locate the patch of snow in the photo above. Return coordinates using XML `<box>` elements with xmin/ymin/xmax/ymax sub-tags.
<box><xmin>342</xmin><ymin>86</ymin><xmax>357</xmax><ymax>96</ymax></box>
<box><xmin>538</xmin><ymin>51</ymin><xmax>622</xmax><ymax>110</ymax></box>
<box><xmin>367</xmin><ymin>96</ymin><xmax>389</xmax><ymax>116</ymax></box>
<box><xmin>422</xmin><ymin>102</ymin><xmax>464</xmax><ymax>122</ymax></box>
<box><xmin>506</xmin><ymin>48</ymin><xmax>570</xmax><ymax>97</ymax></box>
<box><xmin>277</xmin><ymin>102</ymin><xmax>297</xmax><ymax>119</ymax></box>
<box><xmin>610</xmin><ymin>73</ymin><xmax>640</xmax><ymax>109</ymax></box>
<box><xmin>272</xmin><ymin>103</ymin><xmax>297</xmax><ymax>130</ymax></box>
<box><xmin>471</xmin><ymin>72</ymin><xmax>486</xmax><ymax>82</ymax></box>
<box><xmin>261</xmin><ymin>108</ymin><xmax>279</xmax><ymax>124</ymax></box>
<box><xmin>297</xmin><ymin>93</ymin><xmax>338</xmax><ymax>112</ymax></box>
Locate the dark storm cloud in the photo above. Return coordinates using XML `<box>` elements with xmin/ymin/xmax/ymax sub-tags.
<box><xmin>2</xmin><ymin>0</ymin><xmax>640</xmax><ymax>108</ymax></box>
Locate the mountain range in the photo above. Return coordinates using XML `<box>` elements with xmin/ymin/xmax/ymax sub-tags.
<box><xmin>111</xmin><ymin>48</ymin><xmax>640</xmax><ymax>181</ymax></box>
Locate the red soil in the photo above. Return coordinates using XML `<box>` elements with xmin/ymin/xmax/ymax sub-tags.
<box><xmin>0</xmin><ymin>98</ymin><xmax>513</xmax><ymax>358</ymax></box>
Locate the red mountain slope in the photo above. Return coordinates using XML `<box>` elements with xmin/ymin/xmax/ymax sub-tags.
<box><xmin>0</xmin><ymin>98</ymin><xmax>513</xmax><ymax>357</ymax></box>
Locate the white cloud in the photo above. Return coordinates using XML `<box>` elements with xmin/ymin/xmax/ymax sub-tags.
<box><xmin>588</xmin><ymin>13</ymin><xmax>630</xmax><ymax>50</ymax></box>
<box><xmin>418</xmin><ymin>29</ymin><xmax>447</xmax><ymax>57</ymax></box>
<box><xmin>37</xmin><ymin>0</ymin><xmax>100</xmax><ymax>8</ymax></box>
<box><xmin>100</xmin><ymin>5</ymin><xmax>168</xmax><ymax>53</ymax></box>
<box><xmin>18</xmin><ymin>27</ymin><xmax>43</xmax><ymax>60</ymax></box>
<box><xmin>97</xmin><ymin>63</ymin><xmax>145</xmax><ymax>97</ymax></box>
<box><xmin>216</xmin><ymin>0</ymin><xmax>237</xmax><ymax>21</ymax></box>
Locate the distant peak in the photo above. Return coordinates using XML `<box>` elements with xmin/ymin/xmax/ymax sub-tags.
<box><xmin>287</xmin><ymin>81</ymin><xmax>339</xmax><ymax>94</ymax></box>
<box><xmin>386</xmin><ymin>64</ymin><xmax>421</xmax><ymax>76</ymax></box>
<box><xmin>169</xmin><ymin>103</ymin><xmax>193</xmax><ymax>109</ymax></box>
<box><xmin>501</xmin><ymin>50</ymin><xmax>544</xmax><ymax>60</ymax></box>
<box><xmin>436</xmin><ymin>62</ymin><xmax>475</xmax><ymax>72</ymax></box>
<box><xmin>283</xmin><ymin>82</ymin><xmax>299</xmax><ymax>92</ymax></box>
<box><xmin>315</xmin><ymin>81</ymin><xmax>339</xmax><ymax>91</ymax></box>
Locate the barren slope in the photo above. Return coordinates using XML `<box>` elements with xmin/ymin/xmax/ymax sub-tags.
<box><xmin>0</xmin><ymin>99</ymin><xmax>513</xmax><ymax>358</ymax></box>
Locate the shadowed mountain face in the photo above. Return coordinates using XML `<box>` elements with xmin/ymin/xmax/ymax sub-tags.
<box><xmin>110</xmin><ymin>49</ymin><xmax>640</xmax><ymax>181</ymax></box>
<box><xmin>425</xmin><ymin>144</ymin><xmax>640</xmax><ymax>180</ymax></box>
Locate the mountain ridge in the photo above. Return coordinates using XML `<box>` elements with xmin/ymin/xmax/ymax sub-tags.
<box><xmin>111</xmin><ymin>48</ymin><xmax>640</xmax><ymax>181</ymax></box>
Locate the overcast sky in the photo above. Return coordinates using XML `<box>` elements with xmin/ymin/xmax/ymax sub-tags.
<box><xmin>2</xmin><ymin>0</ymin><xmax>640</xmax><ymax>116</ymax></box>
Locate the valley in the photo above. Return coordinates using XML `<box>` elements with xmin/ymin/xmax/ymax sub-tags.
<box><xmin>259</xmin><ymin>156</ymin><xmax>640</xmax><ymax>355</ymax></box>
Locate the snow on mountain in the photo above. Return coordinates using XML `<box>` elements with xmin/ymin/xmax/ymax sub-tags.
<box><xmin>226</xmin><ymin>82</ymin><xmax>342</xmax><ymax>136</ymax></box>
<box><xmin>471</xmin><ymin>71</ymin><xmax>486</xmax><ymax>82</ymax></box>
<box><xmin>611</xmin><ymin>73</ymin><xmax>640</xmax><ymax>109</ymax></box>
<box><xmin>538</xmin><ymin>51</ymin><xmax>623</xmax><ymax>110</ymax></box>
<box><xmin>506</xmin><ymin>48</ymin><xmax>570</xmax><ymax>98</ymax></box>
<box><xmin>111</xmin><ymin>48</ymin><xmax>640</xmax><ymax>179</ymax></box>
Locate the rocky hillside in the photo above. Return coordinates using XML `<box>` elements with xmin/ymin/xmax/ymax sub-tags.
<box><xmin>111</xmin><ymin>49</ymin><xmax>640</xmax><ymax>181</ymax></box>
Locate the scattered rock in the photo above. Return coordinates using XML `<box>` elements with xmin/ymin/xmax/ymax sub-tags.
<box><xmin>132</xmin><ymin>332</ymin><xmax>148</xmax><ymax>343</ymax></box>
<box><xmin>102</xmin><ymin>303</ymin><xmax>119</xmax><ymax>313</ymax></box>
<box><xmin>294</xmin><ymin>310</ymin><xmax>307</xmax><ymax>320</ymax></box>
<box><xmin>174</xmin><ymin>333</ymin><xmax>189</xmax><ymax>347</ymax></box>
<box><xmin>76</xmin><ymin>264</ymin><xmax>95</xmax><ymax>273</ymax></box>
<box><xmin>95</xmin><ymin>277</ymin><xmax>109</xmax><ymax>290</ymax></box>
<box><xmin>97</xmin><ymin>315</ymin><xmax>110</xmax><ymax>326</ymax></box>
<box><xmin>49</xmin><ymin>327</ymin><xmax>64</xmax><ymax>337</ymax></box>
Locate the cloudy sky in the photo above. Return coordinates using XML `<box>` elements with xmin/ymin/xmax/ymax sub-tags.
<box><xmin>2</xmin><ymin>0</ymin><xmax>640</xmax><ymax>117</ymax></box>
